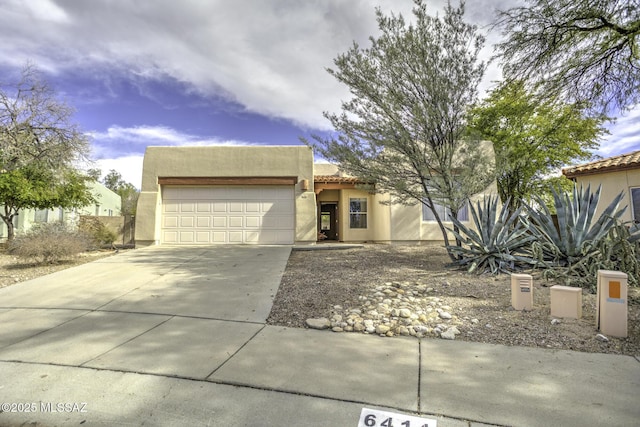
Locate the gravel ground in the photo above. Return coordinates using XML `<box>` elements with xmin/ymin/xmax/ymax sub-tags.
<box><xmin>267</xmin><ymin>244</ymin><xmax>640</xmax><ymax>356</ymax></box>
<box><xmin>0</xmin><ymin>248</ymin><xmax>116</xmax><ymax>289</ymax></box>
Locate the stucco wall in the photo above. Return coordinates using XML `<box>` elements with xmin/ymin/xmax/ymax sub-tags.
<box><xmin>78</xmin><ymin>181</ymin><xmax>122</xmax><ymax>216</ymax></box>
<box><xmin>388</xmin><ymin>181</ymin><xmax>498</xmax><ymax>243</ymax></box>
<box><xmin>573</xmin><ymin>169</ymin><xmax>640</xmax><ymax>223</ymax></box>
<box><xmin>135</xmin><ymin>145</ymin><xmax>316</xmax><ymax>246</ymax></box>
<box><xmin>334</xmin><ymin>189</ymin><xmax>390</xmax><ymax>242</ymax></box>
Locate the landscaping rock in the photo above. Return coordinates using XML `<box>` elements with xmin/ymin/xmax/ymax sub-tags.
<box><xmin>375</xmin><ymin>324</ymin><xmax>391</xmax><ymax>335</ymax></box>
<box><xmin>595</xmin><ymin>334</ymin><xmax>609</xmax><ymax>343</ymax></box>
<box><xmin>440</xmin><ymin>329</ymin><xmax>457</xmax><ymax>340</ymax></box>
<box><xmin>306</xmin><ymin>318</ymin><xmax>330</xmax><ymax>330</ymax></box>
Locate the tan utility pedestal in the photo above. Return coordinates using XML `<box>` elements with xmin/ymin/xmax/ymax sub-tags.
<box><xmin>596</xmin><ymin>270</ymin><xmax>628</xmax><ymax>338</ymax></box>
<box><xmin>550</xmin><ymin>285</ymin><xmax>582</xmax><ymax>319</ymax></box>
<box><xmin>511</xmin><ymin>273</ymin><xmax>533</xmax><ymax>311</ymax></box>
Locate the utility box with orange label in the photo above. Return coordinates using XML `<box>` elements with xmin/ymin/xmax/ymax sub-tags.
<box><xmin>511</xmin><ymin>273</ymin><xmax>533</xmax><ymax>311</ymax></box>
<box><xmin>596</xmin><ymin>270</ymin><xmax>628</xmax><ymax>338</ymax></box>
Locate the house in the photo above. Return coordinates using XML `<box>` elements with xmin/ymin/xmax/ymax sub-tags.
<box><xmin>562</xmin><ymin>150</ymin><xmax>640</xmax><ymax>224</ymax></box>
<box><xmin>135</xmin><ymin>145</ymin><xmax>494</xmax><ymax>246</ymax></box>
<box><xmin>0</xmin><ymin>181</ymin><xmax>122</xmax><ymax>241</ymax></box>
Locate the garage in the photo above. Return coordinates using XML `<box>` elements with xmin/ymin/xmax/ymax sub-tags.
<box><xmin>161</xmin><ymin>186</ymin><xmax>295</xmax><ymax>244</ymax></box>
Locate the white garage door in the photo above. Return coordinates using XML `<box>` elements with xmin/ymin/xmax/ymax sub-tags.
<box><xmin>161</xmin><ymin>186</ymin><xmax>294</xmax><ymax>244</ymax></box>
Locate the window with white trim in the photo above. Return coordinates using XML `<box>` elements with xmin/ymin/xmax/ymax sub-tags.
<box><xmin>631</xmin><ymin>187</ymin><xmax>640</xmax><ymax>223</ymax></box>
<box><xmin>422</xmin><ymin>200</ymin><xmax>468</xmax><ymax>222</ymax></box>
<box><xmin>349</xmin><ymin>198</ymin><xmax>368</xmax><ymax>228</ymax></box>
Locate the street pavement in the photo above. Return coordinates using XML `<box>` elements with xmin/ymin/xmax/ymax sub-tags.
<box><xmin>0</xmin><ymin>245</ymin><xmax>638</xmax><ymax>426</ymax></box>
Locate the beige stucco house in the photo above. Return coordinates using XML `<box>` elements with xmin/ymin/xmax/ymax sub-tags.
<box><xmin>0</xmin><ymin>181</ymin><xmax>121</xmax><ymax>241</ymax></box>
<box><xmin>135</xmin><ymin>145</ymin><xmax>493</xmax><ymax>246</ymax></box>
<box><xmin>563</xmin><ymin>150</ymin><xmax>640</xmax><ymax>224</ymax></box>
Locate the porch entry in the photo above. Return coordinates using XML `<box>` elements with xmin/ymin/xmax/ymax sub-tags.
<box><xmin>318</xmin><ymin>202</ymin><xmax>338</xmax><ymax>240</ymax></box>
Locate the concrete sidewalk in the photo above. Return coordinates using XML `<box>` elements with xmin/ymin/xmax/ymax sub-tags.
<box><xmin>0</xmin><ymin>246</ymin><xmax>638</xmax><ymax>426</ymax></box>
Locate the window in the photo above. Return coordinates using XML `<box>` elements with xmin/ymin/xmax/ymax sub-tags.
<box><xmin>34</xmin><ymin>209</ymin><xmax>49</xmax><ymax>223</ymax></box>
<box><xmin>349</xmin><ymin>198</ymin><xmax>368</xmax><ymax>228</ymax></box>
<box><xmin>95</xmin><ymin>204</ymin><xmax>100</xmax><ymax>216</ymax></box>
<box><xmin>321</xmin><ymin>213</ymin><xmax>331</xmax><ymax>230</ymax></box>
<box><xmin>422</xmin><ymin>200</ymin><xmax>468</xmax><ymax>222</ymax></box>
<box><xmin>631</xmin><ymin>187</ymin><xmax>640</xmax><ymax>223</ymax></box>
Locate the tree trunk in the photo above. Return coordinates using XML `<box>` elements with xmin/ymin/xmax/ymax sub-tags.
<box><xmin>6</xmin><ymin>220</ymin><xmax>15</xmax><ymax>241</ymax></box>
<box><xmin>422</xmin><ymin>193</ymin><xmax>458</xmax><ymax>262</ymax></box>
<box><xmin>1</xmin><ymin>206</ymin><xmax>16</xmax><ymax>241</ymax></box>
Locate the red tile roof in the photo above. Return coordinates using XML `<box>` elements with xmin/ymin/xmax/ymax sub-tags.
<box><xmin>562</xmin><ymin>150</ymin><xmax>640</xmax><ymax>178</ymax></box>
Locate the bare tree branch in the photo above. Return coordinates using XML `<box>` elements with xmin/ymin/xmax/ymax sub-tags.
<box><xmin>494</xmin><ymin>0</ymin><xmax>640</xmax><ymax>114</ymax></box>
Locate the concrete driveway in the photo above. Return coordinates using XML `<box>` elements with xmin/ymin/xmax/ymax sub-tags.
<box><xmin>1</xmin><ymin>246</ymin><xmax>638</xmax><ymax>427</ymax></box>
<box><xmin>0</xmin><ymin>246</ymin><xmax>290</xmax><ymax>379</ymax></box>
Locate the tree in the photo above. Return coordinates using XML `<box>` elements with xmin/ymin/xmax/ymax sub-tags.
<box><xmin>469</xmin><ymin>80</ymin><xmax>607</xmax><ymax>214</ymax></box>
<box><xmin>0</xmin><ymin>64</ymin><xmax>90</xmax><ymax>172</ymax></box>
<box><xmin>0</xmin><ymin>165</ymin><xmax>94</xmax><ymax>241</ymax></box>
<box><xmin>102</xmin><ymin>169</ymin><xmax>139</xmax><ymax>216</ymax></box>
<box><xmin>308</xmin><ymin>0</ymin><xmax>493</xmax><ymax>259</ymax></box>
<box><xmin>0</xmin><ymin>64</ymin><xmax>92</xmax><ymax>240</ymax></box>
<box><xmin>86</xmin><ymin>168</ymin><xmax>102</xmax><ymax>181</ymax></box>
<box><xmin>495</xmin><ymin>0</ymin><xmax>640</xmax><ymax>114</ymax></box>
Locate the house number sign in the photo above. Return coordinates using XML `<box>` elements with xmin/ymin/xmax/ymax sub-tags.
<box><xmin>357</xmin><ymin>408</ymin><xmax>437</xmax><ymax>427</ymax></box>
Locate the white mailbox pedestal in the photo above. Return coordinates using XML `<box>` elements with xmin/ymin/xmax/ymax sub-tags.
<box><xmin>511</xmin><ymin>273</ymin><xmax>533</xmax><ymax>311</ymax></box>
<box><xmin>596</xmin><ymin>270</ymin><xmax>628</xmax><ymax>338</ymax></box>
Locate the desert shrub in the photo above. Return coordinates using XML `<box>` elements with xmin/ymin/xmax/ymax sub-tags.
<box><xmin>444</xmin><ymin>185</ymin><xmax>640</xmax><ymax>286</ymax></box>
<box><xmin>9</xmin><ymin>222</ymin><xmax>90</xmax><ymax>264</ymax></box>
<box><xmin>78</xmin><ymin>217</ymin><xmax>117</xmax><ymax>248</ymax></box>
<box><xmin>447</xmin><ymin>196</ymin><xmax>536</xmax><ymax>274</ymax></box>
<box><xmin>526</xmin><ymin>185</ymin><xmax>640</xmax><ymax>289</ymax></box>
<box><xmin>526</xmin><ymin>184</ymin><xmax>626</xmax><ymax>267</ymax></box>
<box><xmin>536</xmin><ymin>221</ymin><xmax>640</xmax><ymax>290</ymax></box>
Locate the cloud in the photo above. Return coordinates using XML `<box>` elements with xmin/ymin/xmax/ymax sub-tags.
<box><xmin>89</xmin><ymin>125</ymin><xmax>259</xmax><ymax>158</ymax></box>
<box><xmin>0</xmin><ymin>0</ymin><xmax>504</xmax><ymax>130</ymax></box>
<box><xmin>599</xmin><ymin>108</ymin><xmax>640</xmax><ymax>157</ymax></box>
<box><xmin>92</xmin><ymin>155</ymin><xmax>145</xmax><ymax>190</ymax></box>
<box><xmin>91</xmin><ymin>124</ymin><xmax>257</xmax><ymax>145</ymax></box>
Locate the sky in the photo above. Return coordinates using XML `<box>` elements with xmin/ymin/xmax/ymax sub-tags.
<box><xmin>1</xmin><ymin>0</ymin><xmax>638</xmax><ymax>188</ymax></box>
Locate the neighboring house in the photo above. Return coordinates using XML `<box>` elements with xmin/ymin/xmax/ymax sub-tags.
<box><xmin>135</xmin><ymin>145</ymin><xmax>495</xmax><ymax>246</ymax></box>
<box><xmin>562</xmin><ymin>150</ymin><xmax>640</xmax><ymax>224</ymax></box>
<box><xmin>0</xmin><ymin>181</ymin><xmax>122</xmax><ymax>241</ymax></box>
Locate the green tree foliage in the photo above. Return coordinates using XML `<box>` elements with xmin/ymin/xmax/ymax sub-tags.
<box><xmin>101</xmin><ymin>169</ymin><xmax>139</xmax><ymax>216</ymax></box>
<box><xmin>0</xmin><ymin>166</ymin><xmax>95</xmax><ymax>240</ymax></box>
<box><xmin>0</xmin><ymin>64</ymin><xmax>92</xmax><ymax>240</ymax></box>
<box><xmin>308</xmin><ymin>0</ymin><xmax>493</xmax><ymax>259</ymax></box>
<box><xmin>469</xmin><ymin>80</ymin><xmax>607</xmax><ymax>214</ymax></box>
<box><xmin>495</xmin><ymin>0</ymin><xmax>640</xmax><ymax>113</ymax></box>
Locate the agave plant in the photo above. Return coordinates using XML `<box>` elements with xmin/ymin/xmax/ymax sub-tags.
<box><xmin>447</xmin><ymin>196</ymin><xmax>536</xmax><ymax>274</ymax></box>
<box><xmin>525</xmin><ymin>184</ymin><xmax>627</xmax><ymax>268</ymax></box>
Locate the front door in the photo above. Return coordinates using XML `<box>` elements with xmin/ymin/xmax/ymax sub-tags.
<box><xmin>319</xmin><ymin>203</ymin><xmax>338</xmax><ymax>240</ymax></box>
